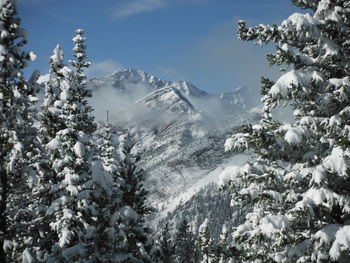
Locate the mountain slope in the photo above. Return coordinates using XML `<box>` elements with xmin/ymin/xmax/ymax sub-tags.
<box><xmin>37</xmin><ymin>67</ymin><xmax>260</xmax><ymax>245</ymax></box>
<box><xmin>136</xmin><ymin>86</ymin><xmax>196</xmax><ymax>115</ymax></box>
<box><xmin>87</xmin><ymin>68</ymin><xmax>261</xmax><ymax>216</ymax></box>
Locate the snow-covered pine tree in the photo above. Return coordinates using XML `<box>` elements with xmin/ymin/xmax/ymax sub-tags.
<box><xmin>39</xmin><ymin>45</ymin><xmax>65</xmax><ymax>143</ymax></box>
<box><xmin>36</xmin><ymin>46</ymin><xmax>66</xmax><ymax>202</ymax></box>
<box><xmin>119</xmin><ymin>135</ymin><xmax>152</xmax><ymax>217</ymax></box>
<box><xmin>0</xmin><ymin>0</ymin><xmax>39</xmax><ymax>261</ymax></box>
<box><xmin>86</xmin><ymin>120</ymin><xmax>128</xmax><ymax>262</ymax></box>
<box><xmin>198</xmin><ymin>219</ymin><xmax>217</xmax><ymax>263</ymax></box>
<box><xmin>35</xmin><ymin>46</ymin><xmax>66</xmax><ymax>208</ymax></box>
<box><xmin>43</xmin><ymin>30</ymin><xmax>97</xmax><ymax>262</ymax></box>
<box><xmin>225</xmin><ymin>1</ymin><xmax>350</xmax><ymax>262</ymax></box>
<box><xmin>31</xmin><ymin>45</ymin><xmax>73</xmax><ymax>262</ymax></box>
<box><xmin>98</xmin><ymin>120</ymin><xmax>118</xmax><ymax>176</ymax></box>
<box><xmin>118</xmin><ymin>134</ymin><xmax>153</xmax><ymax>262</ymax></box>
<box><xmin>216</xmin><ymin>224</ymin><xmax>236</xmax><ymax>263</ymax></box>
<box><xmin>69</xmin><ymin>29</ymin><xmax>94</xmax><ymax>135</ymax></box>
<box><xmin>70</xmin><ymin>29</ymin><xmax>90</xmax><ymax>85</ymax></box>
<box><xmin>86</xmin><ymin>159</ymin><xmax>127</xmax><ymax>262</ymax></box>
<box><xmin>151</xmin><ymin>221</ymin><xmax>175</xmax><ymax>263</ymax></box>
<box><xmin>173</xmin><ymin>219</ymin><xmax>198</xmax><ymax>263</ymax></box>
<box><xmin>9</xmin><ymin>70</ymin><xmax>41</xmax><ymax>263</ymax></box>
<box><xmin>45</xmin><ymin>63</ymin><xmax>88</xmax><ymax>263</ymax></box>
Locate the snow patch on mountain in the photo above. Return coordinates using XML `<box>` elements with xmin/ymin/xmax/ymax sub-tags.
<box><xmin>167</xmin><ymin>80</ymin><xmax>208</xmax><ymax>98</ymax></box>
<box><xmin>136</xmin><ymin>86</ymin><xmax>196</xmax><ymax>115</ymax></box>
<box><xmin>155</xmin><ymin>153</ymin><xmax>249</xmax><ymax>221</ymax></box>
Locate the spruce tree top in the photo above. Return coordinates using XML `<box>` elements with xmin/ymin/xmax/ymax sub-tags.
<box><xmin>70</xmin><ymin>29</ymin><xmax>90</xmax><ymax>87</ymax></box>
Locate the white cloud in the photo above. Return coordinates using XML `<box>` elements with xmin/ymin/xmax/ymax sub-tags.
<box><xmin>86</xmin><ymin>59</ymin><xmax>123</xmax><ymax>78</ymax></box>
<box><xmin>111</xmin><ymin>0</ymin><xmax>211</xmax><ymax>20</ymax></box>
<box><xmin>112</xmin><ymin>0</ymin><xmax>167</xmax><ymax>20</ymax></box>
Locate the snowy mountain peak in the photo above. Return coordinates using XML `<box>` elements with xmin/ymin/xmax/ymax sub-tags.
<box><xmin>167</xmin><ymin>80</ymin><xmax>208</xmax><ymax>98</ymax></box>
<box><xmin>88</xmin><ymin>68</ymin><xmax>168</xmax><ymax>94</ymax></box>
<box><xmin>88</xmin><ymin>68</ymin><xmax>210</xmax><ymax>100</ymax></box>
<box><xmin>136</xmin><ymin>86</ymin><xmax>196</xmax><ymax>116</ymax></box>
<box><xmin>109</xmin><ymin>68</ymin><xmax>166</xmax><ymax>87</ymax></box>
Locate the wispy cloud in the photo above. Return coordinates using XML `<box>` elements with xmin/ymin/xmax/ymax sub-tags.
<box><xmin>47</xmin><ymin>10</ymin><xmax>80</xmax><ymax>24</ymax></box>
<box><xmin>86</xmin><ymin>59</ymin><xmax>123</xmax><ymax>78</ymax></box>
<box><xmin>112</xmin><ymin>0</ymin><xmax>167</xmax><ymax>20</ymax></box>
<box><xmin>111</xmin><ymin>0</ymin><xmax>211</xmax><ymax>20</ymax></box>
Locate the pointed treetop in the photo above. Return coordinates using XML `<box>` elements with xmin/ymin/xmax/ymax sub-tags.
<box><xmin>199</xmin><ymin>218</ymin><xmax>209</xmax><ymax>233</ymax></box>
<box><xmin>75</xmin><ymin>28</ymin><xmax>84</xmax><ymax>34</ymax></box>
<box><xmin>72</xmin><ymin>29</ymin><xmax>85</xmax><ymax>44</ymax></box>
<box><xmin>120</xmin><ymin>133</ymin><xmax>135</xmax><ymax>152</ymax></box>
<box><xmin>70</xmin><ymin>28</ymin><xmax>90</xmax><ymax>83</ymax></box>
<box><xmin>50</xmin><ymin>45</ymin><xmax>64</xmax><ymax>68</ymax></box>
<box><xmin>221</xmin><ymin>224</ymin><xmax>227</xmax><ymax>234</ymax></box>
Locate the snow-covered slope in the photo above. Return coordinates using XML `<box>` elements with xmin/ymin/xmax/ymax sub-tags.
<box><xmin>87</xmin><ymin>68</ymin><xmax>260</xmax><ymax>225</ymax></box>
<box><xmin>169</xmin><ymin>80</ymin><xmax>208</xmax><ymax>98</ymax></box>
<box><xmin>136</xmin><ymin>86</ymin><xmax>196</xmax><ymax>115</ymax></box>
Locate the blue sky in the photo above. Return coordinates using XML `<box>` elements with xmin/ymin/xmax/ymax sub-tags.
<box><xmin>19</xmin><ymin>0</ymin><xmax>301</xmax><ymax>94</ymax></box>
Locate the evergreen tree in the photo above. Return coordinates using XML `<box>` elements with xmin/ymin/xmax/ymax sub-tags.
<box><xmin>86</xmin><ymin>158</ymin><xmax>127</xmax><ymax>262</ymax></box>
<box><xmin>27</xmin><ymin>45</ymin><xmax>72</xmax><ymax>262</ymax></box>
<box><xmin>45</xmin><ymin>63</ymin><xmax>88</xmax><ymax>262</ymax></box>
<box><xmin>98</xmin><ymin>120</ymin><xmax>118</xmax><ymax>175</ymax></box>
<box><xmin>152</xmin><ymin>221</ymin><xmax>175</xmax><ymax>263</ymax></box>
<box><xmin>119</xmin><ymin>135</ymin><xmax>152</xmax><ymax>216</ymax></box>
<box><xmin>173</xmin><ymin>219</ymin><xmax>198</xmax><ymax>263</ymax></box>
<box><xmin>87</xmin><ymin>121</ymin><xmax>127</xmax><ymax>262</ymax></box>
<box><xmin>41</xmin><ymin>30</ymin><xmax>97</xmax><ymax>262</ymax></box>
<box><xmin>0</xmin><ymin>0</ymin><xmax>38</xmax><ymax>261</ymax></box>
<box><xmin>216</xmin><ymin>224</ymin><xmax>234</xmax><ymax>263</ymax></box>
<box><xmin>198</xmin><ymin>219</ymin><xmax>217</xmax><ymax>263</ymax></box>
<box><xmin>216</xmin><ymin>225</ymin><xmax>237</xmax><ymax>263</ymax></box>
<box><xmin>70</xmin><ymin>29</ymin><xmax>90</xmax><ymax>85</ymax></box>
<box><xmin>225</xmin><ymin>1</ymin><xmax>350</xmax><ymax>262</ymax></box>
<box><xmin>118</xmin><ymin>134</ymin><xmax>153</xmax><ymax>262</ymax></box>
<box><xmin>69</xmin><ymin>29</ymin><xmax>94</xmax><ymax>135</ymax></box>
<box><xmin>40</xmin><ymin>45</ymin><xmax>65</xmax><ymax>143</ymax></box>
